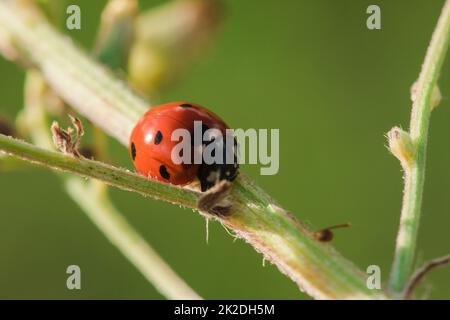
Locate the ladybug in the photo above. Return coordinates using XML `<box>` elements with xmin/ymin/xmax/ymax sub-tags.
<box><xmin>129</xmin><ymin>102</ymin><xmax>239</xmax><ymax>192</ymax></box>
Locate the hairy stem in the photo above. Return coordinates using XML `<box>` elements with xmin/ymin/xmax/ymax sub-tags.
<box><xmin>66</xmin><ymin>178</ymin><xmax>202</xmax><ymax>300</ymax></box>
<box><xmin>21</xmin><ymin>70</ymin><xmax>201</xmax><ymax>300</ymax></box>
<box><xmin>388</xmin><ymin>0</ymin><xmax>450</xmax><ymax>295</ymax></box>
<box><xmin>0</xmin><ymin>1</ymin><xmax>387</xmax><ymax>299</ymax></box>
<box><xmin>0</xmin><ymin>133</ymin><xmax>200</xmax><ymax>207</ymax></box>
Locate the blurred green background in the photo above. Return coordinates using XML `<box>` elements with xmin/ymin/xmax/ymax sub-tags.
<box><xmin>1</xmin><ymin>0</ymin><xmax>450</xmax><ymax>299</ymax></box>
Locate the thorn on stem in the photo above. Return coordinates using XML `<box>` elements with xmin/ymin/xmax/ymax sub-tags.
<box><xmin>51</xmin><ymin>115</ymin><xmax>84</xmax><ymax>158</ymax></box>
<box><xmin>313</xmin><ymin>223</ymin><xmax>352</xmax><ymax>242</ymax></box>
<box><xmin>403</xmin><ymin>254</ymin><xmax>450</xmax><ymax>300</ymax></box>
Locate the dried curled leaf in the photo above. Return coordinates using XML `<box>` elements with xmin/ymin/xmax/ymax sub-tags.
<box><xmin>51</xmin><ymin>115</ymin><xmax>84</xmax><ymax>157</ymax></box>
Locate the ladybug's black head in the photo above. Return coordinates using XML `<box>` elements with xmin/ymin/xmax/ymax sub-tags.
<box><xmin>197</xmin><ymin>135</ymin><xmax>239</xmax><ymax>192</ymax></box>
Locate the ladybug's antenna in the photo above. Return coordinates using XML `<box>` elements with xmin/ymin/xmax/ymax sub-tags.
<box><xmin>313</xmin><ymin>223</ymin><xmax>352</xmax><ymax>242</ymax></box>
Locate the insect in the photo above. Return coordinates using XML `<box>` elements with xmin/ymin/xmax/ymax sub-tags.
<box><xmin>129</xmin><ymin>102</ymin><xmax>239</xmax><ymax>192</ymax></box>
<box><xmin>313</xmin><ymin>223</ymin><xmax>351</xmax><ymax>242</ymax></box>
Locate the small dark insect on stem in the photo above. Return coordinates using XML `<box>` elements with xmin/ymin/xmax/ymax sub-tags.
<box><xmin>403</xmin><ymin>254</ymin><xmax>450</xmax><ymax>300</ymax></box>
<box><xmin>313</xmin><ymin>223</ymin><xmax>352</xmax><ymax>242</ymax></box>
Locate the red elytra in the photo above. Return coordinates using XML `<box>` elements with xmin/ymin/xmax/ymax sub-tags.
<box><xmin>129</xmin><ymin>102</ymin><xmax>235</xmax><ymax>188</ymax></box>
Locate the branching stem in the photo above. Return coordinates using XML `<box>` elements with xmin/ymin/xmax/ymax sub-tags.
<box><xmin>389</xmin><ymin>0</ymin><xmax>450</xmax><ymax>295</ymax></box>
<box><xmin>0</xmin><ymin>1</ymin><xmax>389</xmax><ymax>299</ymax></box>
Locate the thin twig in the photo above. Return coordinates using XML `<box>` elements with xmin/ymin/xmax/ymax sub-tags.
<box><xmin>403</xmin><ymin>255</ymin><xmax>450</xmax><ymax>300</ymax></box>
<box><xmin>388</xmin><ymin>0</ymin><xmax>450</xmax><ymax>295</ymax></box>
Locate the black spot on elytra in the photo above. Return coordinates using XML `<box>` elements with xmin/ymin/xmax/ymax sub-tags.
<box><xmin>154</xmin><ymin>130</ymin><xmax>163</xmax><ymax>145</ymax></box>
<box><xmin>159</xmin><ymin>165</ymin><xmax>170</xmax><ymax>180</ymax></box>
<box><xmin>131</xmin><ymin>142</ymin><xmax>136</xmax><ymax>161</ymax></box>
<box><xmin>179</xmin><ymin>103</ymin><xmax>192</xmax><ymax>108</ymax></box>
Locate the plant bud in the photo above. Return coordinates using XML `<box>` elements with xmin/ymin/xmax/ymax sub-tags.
<box><xmin>410</xmin><ymin>82</ymin><xmax>441</xmax><ymax>109</ymax></box>
<box><xmin>128</xmin><ymin>0</ymin><xmax>223</xmax><ymax>94</ymax></box>
<box><xmin>387</xmin><ymin>127</ymin><xmax>415</xmax><ymax>170</ymax></box>
<box><xmin>95</xmin><ymin>0</ymin><xmax>138</xmax><ymax>70</ymax></box>
<box><xmin>128</xmin><ymin>42</ymin><xmax>169</xmax><ymax>95</ymax></box>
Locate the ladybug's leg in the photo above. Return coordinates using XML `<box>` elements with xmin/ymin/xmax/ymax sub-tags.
<box><xmin>197</xmin><ymin>180</ymin><xmax>232</xmax><ymax>217</ymax></box>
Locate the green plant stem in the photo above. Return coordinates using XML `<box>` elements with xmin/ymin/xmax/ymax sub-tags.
<box><xmin>388</xmin><ymin>0</ymin><xmax>450</xmax><ymax>295</ymax></box>
<box><xmin>0</xmin><ymin>1</ymin><xmax>147</xmax><ymax>146</ymax></box>
<box><xmin>0</xmin><ymin>133</ymin><xmax>386</xmax><ymax>299</ymax></box>
<box><xmin>0</xmin><ymin>1</ymin><xmax>387</xmax><ymax>299</ymax></box>
<box><xmin>20</xmin><ymin>71</ymin><xmax>201</xmax><ymax>300</ymax></box>
<box><xmin>0</xmin><ymin>128</ymin><xmax>203</xmax><ymax>300</ymax></box>
<box><xmin>0</xmin><ymin>133</ymin><xmax>200</xmax><ymax>207</ymax></box>
<box><xmin>66</xmin><ymin>178</ymin><xmax>202</xmax><ymax>300</ymax></box>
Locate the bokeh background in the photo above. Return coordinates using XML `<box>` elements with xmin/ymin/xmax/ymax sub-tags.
<box><xmin>1</xmin><ymin>0</ymin><xmax>450</xmax><ymax>299</ymax></box>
